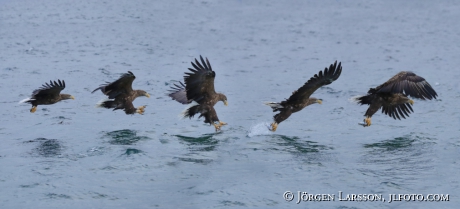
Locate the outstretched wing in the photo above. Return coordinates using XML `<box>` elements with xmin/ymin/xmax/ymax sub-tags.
<box><xmin>184</xmin><ymin>56</ymin><xmax>216</xmax><ymax>103</ymax></box>
<box><xmin>381</xmin><ymin>102</ymin><xmax>414</xmax><ymax>120</ymax></box>
<box><xmin>374</xmin><ymin>71</ymin><xmax>437</xmax><ymax>100</ymax></box>
<box><xmin>167</xmin><ymin>81</ymin><xmax>192</xmax><ymax>104</ymax></box>
<box><xmin>32</xmin><ymin>80</ymin><xmax>65</xmax><ymax>98</ymax></box>
<box><xmin>92</xmin><ymin>71</ymin><xmax>135</xmax><ymax>99</ymax></box>
<box><xmin>285</xmin><ymin>61</ymin><xmax>342</xmax><ymax>104</ymax></box>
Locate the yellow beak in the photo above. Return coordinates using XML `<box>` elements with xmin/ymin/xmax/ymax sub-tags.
<box><xmin>71</xmin><ymin>96</ymin><xmax>75</xmax><ymax>100</ymax></box>
<box><xmin>145</xmin><ymin>93</ymin><xmax>151</xmax><ymax>98</ymax></box>
<box><xmin>224</xmin><ymin>100</ymin><xmax>228</xmax><ymax>106</ymax></box>
<box><xmin>317</xmin><ymin>99</ymin><xmax>322</xmax><ymax>104</ymax></box>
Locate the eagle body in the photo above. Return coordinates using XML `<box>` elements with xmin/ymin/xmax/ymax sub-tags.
<box><xmin>182</xmin><ymin>92</ymin><xmax>227</xmax><ymax>123</ymax></box>
<box><xmin>355</xmin><ymin>71</ymin><xmax>437</xmax><ymax>126</ymax></box>
<box><xmin>168</xmin><ymin>56</ymin><xmax>228</xmax><ymax>131</ymax></box>
<box><xmin>20</xmin><ymin>80</ymin><xmax>74</xmax><ymax>113</ymax></box>
<box><xmin>358</xmin><ymin>93</ymin><xmax>414</xmax><ymax>120</ymax></box>
<box><xmin>92</xmin><ymin>71</ymin><xmax>150</xmax><ymax>115</ymax></box>
<box><xmin>23</xmin><ymin>94</ymin><xmax>72</xmax><ymax>106</ymax></box>
<box><xmin>266</xmin><ymin>97</ymin><xmax>320</xmax><ymax>125</ymax></box>
<box><xmin>266</xmin><ymin>61</ymin><xmax>342</xmax><ymax>131</ymax></box>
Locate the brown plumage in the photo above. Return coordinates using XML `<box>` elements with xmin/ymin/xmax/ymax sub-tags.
<box><xmin>92</xmin><ymin>71</ymin><xmax>150</xmax><ymax>115</ymax></box>
<box><xmin>265</xmin><ymin>61</ymin><xmax>342</xmax><ymax>131</ymax></box>
<box><xmin>355</xmin><ymin>71</ymin><xmax>438</xmax><ymax>126</ymax></box>
<box><xmin>168</xmin><ymin>56</ymin><xmax>228</xmax><ymax>131</ymax></box>
<box><xmin>19</xmin><ymin>80</ymin><xmax>75</xmax><ymax>113</ymax></box>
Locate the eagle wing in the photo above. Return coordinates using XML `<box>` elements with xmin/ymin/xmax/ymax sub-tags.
<box><xmin>32</xmin><ymin>80</ymin><xmax>65</xmax><ymax>98</ymax></box>
<box><xmin>374</xmin><ymin>71</ymin><xmax>437</xmax><ymax>100</ymax></box>
<box><xmin>285</xmin><ymin>61</ymin><xmax>342</xmax><ymax>104</ymax></box>
<box><xmin>167</xmin><ymin>81</ymin><xmax>192</xmax><ymax>104</ymax></box>
<box><xmin>381</xmin><ymin>102</ymin><xmax>414</xmax><ymax>120</ymax></box>
<box><xmin>184</xmin><ymin>56</ymin><xmax>216</xmax><ymax>104</ymax></box>
<box><xmin>92</xmin><ymin>71</ymin><xmax>135</xmax><ymax>99</ymax></box>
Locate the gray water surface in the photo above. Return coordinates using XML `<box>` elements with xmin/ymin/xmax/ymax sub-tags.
<box><xmin>1</xmin><ymin>0</ymin><xmax>459</xmax><ymax>208</ymax></box>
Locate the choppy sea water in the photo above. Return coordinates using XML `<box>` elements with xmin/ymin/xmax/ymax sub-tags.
<box><xmin>1</xmin><ymin>0</ymin><xmax>459</xmax><ymax>208</ymax></box>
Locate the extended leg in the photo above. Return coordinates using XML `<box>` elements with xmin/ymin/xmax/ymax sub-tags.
<box><xmin>219</xmin><ymin>121</ymin><xmax>227</xmax><ymax>126</ymax></box>
<box><xmin>30</xmin><ymin>106</ymin><xmax>37</xmax><ymax>113</ymax></box>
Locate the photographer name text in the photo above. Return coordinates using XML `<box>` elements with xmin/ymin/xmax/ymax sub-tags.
<box><xmin>283</xmin><ymin>191</ymin><xmax>449</xmax><ymax>203</ymax></box>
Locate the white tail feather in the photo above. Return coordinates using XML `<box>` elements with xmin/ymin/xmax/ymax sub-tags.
<box><xmin>96</xmin><ymin>99</ymin><xmax>112</xmax><ymax>108</ymax></box>
<box><xmin>349</xmin><ymin>95</ymin><xmax>363</xmax><ymax>104</ymax></box>
<box><xmin>19</xmin><ymin>98</ymin><xmax>34</xmax><ymax>104</ymax></box>
<box><xmin>179</xmin><ymin>108</ymin><xmax>188</xmax><ymax>119</ymax></box>
<box><xmin>264</xmin><ymin>102</ymin><xmax>283</xmax><ymax>109</ymax></box>
<box><xmin>179</xmin><ymin>101</ymin><xmax>199</xmax><ymax>119</ymax></box>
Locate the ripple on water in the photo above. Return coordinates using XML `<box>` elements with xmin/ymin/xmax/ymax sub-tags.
<box><xmin>363</xmin><ymin>133</ymin><xmax>436</xmax><ymax>152</ymax></box>
<box><xmin>175</xmin><ymin>134</ymin><xmax>218</xmax><ymax>151</ymax></box>
<box><xmin>25</xmin><ymin>138</ymin><xmax>64</xmax><ymax>158</ymax></box>
<box><xmin>51</xmin><ymin>115</ymin><xmax>72</xmax><ymax>125</ymax></box>
<box><xmin>45</xmin><ymin>193</ymin><xmax>72</xmax><ymax>199</ymax></box>
<box><xmin>174</xmin><ymin>134</ymin><xmax>220</xmax><ymax>164</ymax></box>
<box><xmin>102</xmin><ymin>129</ymin><xmax>151</xmax><ymax>145</ymax></box>
<box><xmin>360</xmin><ymin>133</ymin><xmax>437</xmax><ymax>187</ymax></box>
<box><xmin>244</xmin><ymin>133</ymin><xmax>336</xmax><ymax>166</ymax></box>
<box><xmin>219</xmin><ymin>200</ymin><xmax>246</xmax><ymax>207</ymax></box>
<box><xmin>175</xmin><ymin>157</ymin><xmax>213</xmax><ymax>165</ymax></box>
<box><xmin>363</xmin><ymin>136</ymin><xmax>416</xmax><ymax>151</ymax></box>
<box><xmin>123</xmin><ymin>148</ymin><xmax>143</xmax><ymax>155</ymax></box>
<box><xmin>269</xmin><ymin>135</ymin><xmax>333</xmax><ymax>154</ymax></box>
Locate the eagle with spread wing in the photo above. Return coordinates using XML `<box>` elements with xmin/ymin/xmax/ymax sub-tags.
<box><xmin>355</xmin><ymin>71</ymin><xmax>437</xmax><ymax>126</ymax></box>
<box><xmin>92</xmin><ymin>71</ymin><xmax>150</xmax><ymax>115</ymax></box>
<box><xmin>19</xmin><ymin>80</ymin><xmax>74</xmax><ymax>113</ymax></box>
<box><xmin>168</xmin><ymin>56</ymin><xmax>228</xmax><ymax>131</ymax></box>
<box><xmin>265</xmin><ymin>61</ymin><xmax>342</xmax><ymax>131</ymax></box>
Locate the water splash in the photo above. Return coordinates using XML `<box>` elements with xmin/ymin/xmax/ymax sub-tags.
<box><xmin>247</xmin><ymin>122</ymin><xmax>273</xmax><ymax>137</ymax></box>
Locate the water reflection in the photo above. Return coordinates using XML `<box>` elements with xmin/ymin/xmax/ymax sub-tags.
<box><xmin>102</xmin><ymin>129</ymin><xmax>150</xmax><ymax>145</ymax></box>
<box><xmin>270</xmin><ymin>134</ymin><xmax>333</xmax><ymax>154</ymax></box>
<box><xmin>175</xmin><ymin>134</ymin><xmax>218</xmax><ymax>152</ymax></box>
<box><xmin>363</xmin><ymin>134</ymin><xmax>436</xmax><ymax>153</ymax></box>
<box><xmin>124</xmin><ymin>148</ymin><xmax>142</xmax><ymax>156</ymax></box>
<box><xmin>175</xmin><ymin>157</ymin><xmax>213</xmax><ymax>165</ymax></box>
<box><xmin>264</xmin><ymin>134</ymin><xmax>336</xmax><ymax>166</ymax></box>
<box><xmin>363</xmin><ymin>136</ymin><xmax>416</xmax><ymax>151</ymax></box>
<box><xmin>360</xmin><ymin>133</ymin><xmax>436</xmax><ymax>186</ymax></box>
<box><xmin>26</xmin><ymin>138</ymin><xmax>63</xmax><ymax>157</ymax></box>
<box><xmin>174</xmin><ymin>134</ymin><xmax>220</xmax><ymax>165</ymax></box>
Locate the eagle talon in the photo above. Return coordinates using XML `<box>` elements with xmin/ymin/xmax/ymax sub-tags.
<box><xmin>219</xmin><ymin>121</ymin><xmax>227</xmax><ymax>126</ymax></box>
<box><xmin>136</xmin><ymin>106</ymin><xmax>146</xmax><ymax>115</ymax></box>
<box><xmin>213</xmin><ymin>123</ymin><xmax>221</xmax><ymax>131</ymax></box>
<box><xmin>138</xmin><ymin>105</ymin><xmax>146</xmax><ymax>111</ymax></box>
<box><xmin>30</xmin><ymin>106</ymin><xmax>37</xmax><ymax>113</ymax></box>
<box><xmin>364</xmin><ymin>117</ymin><xmax>371</xmax><ymax>127</ymax></box>
<box><xmin>270</xmin><ymin>122</ymin><xmax>278</xmax><ymax>132</ymax></box>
